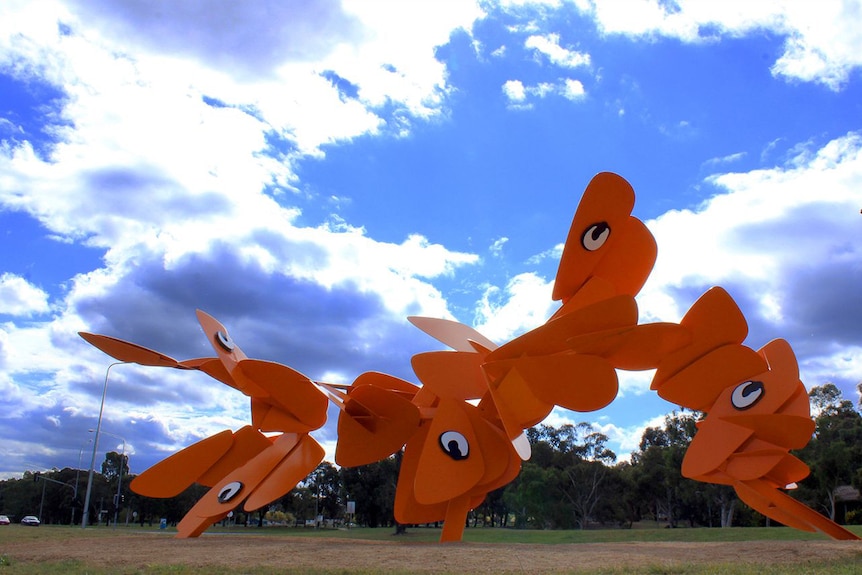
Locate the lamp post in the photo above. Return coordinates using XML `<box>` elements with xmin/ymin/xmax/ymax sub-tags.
<box><xmin>81</xmin><ymin>361</ymin><xmax>126</xmax><ymax>528</ymax></box>
<box><xmin>71</xmin><ymin>440</ymin><xmax>91</xmax><ymax>525</ymax></box>
<box><xmin>94</xmin><ymin>429</ymin><xmax>126</xmax><ymax>529</ymax></box>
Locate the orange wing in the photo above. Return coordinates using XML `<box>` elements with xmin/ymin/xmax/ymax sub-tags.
<box><xmin>176</xmin><ymin>432</ymin><xmax>324</xmax><ymax>538</ymax></box>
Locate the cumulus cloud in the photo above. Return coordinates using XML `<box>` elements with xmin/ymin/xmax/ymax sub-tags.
<box><xmin>0</xmin><ymin>273</ymin><xmax>50</xmax><ymax>315</ymax></box>
<box><xmin>501</xmin><ymin>78</ymin><xmax>587</xmax><ymax>107</ymax></box>
<box><xmin>525</xmin><ymin>33</ymin><xmax>591</xmax><ymax>68</ymax></box>
<box><xmin>583</xmin><ymin>0</ymin><xmax>862</xmax><ymax>90</ymax></box>
<box><xmin>640</xmin><ymin>131</ymin><xmax>862</xmax><ymax>396</ymax></box>
<box><xmin>0</xmin><ymin>0</ymin><xmax>488</xmax><ymax>476</ymax></box>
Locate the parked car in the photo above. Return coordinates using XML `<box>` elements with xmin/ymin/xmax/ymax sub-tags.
<box><xmin>20</xmin><ymin>515</ymin><xmax>40</xmax><ymax>526</ymax></box>
<box><xmin>0</xmin><ymin>515</ymin><xmax>10</xmax><ymax>525</ymax></box>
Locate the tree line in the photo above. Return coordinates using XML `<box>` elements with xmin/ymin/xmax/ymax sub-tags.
<box><xmin>3</xmin><ymin>384</ymin><xmax>860</xmax><ymax>530</ymax></box>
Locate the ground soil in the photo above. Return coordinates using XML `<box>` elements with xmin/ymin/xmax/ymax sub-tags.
<box><xmin>5</xmin><ymin>532</ymin><xmax>862</xmax><ymax>573</ymax></box>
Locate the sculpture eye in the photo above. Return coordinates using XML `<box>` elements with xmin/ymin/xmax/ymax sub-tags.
<box><xmin>217</xmin><ymin>481</ymin><xmax>243</xmax><ymax>503</ymax></box>
<box><xmin>731</xmin><ymin>380</ymin><xmax>764</xmax><ymax>410</ymax></box>
<box><xmin>581</xmin><ymin>222</ymin><xmax>610</xmax><ymax>251</ymax></box>
<box><xmin>439</xmin><ymin>431</ymin><xmax>469</xmax><ymax>461</ymax></box>
<box><xmin>216</xmin><ymin>330</ymin><xmax>235</xmax><ymax>351</ymax></box>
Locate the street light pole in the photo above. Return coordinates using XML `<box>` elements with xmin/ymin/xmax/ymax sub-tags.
<box><xmin>71</xmin><ymin>441</ymin><xmax>89</xmax><ymax>525</ymax></box>
<box><xmin>81</xmin><ymin>361</ymin><xmax>126</xmax><ymax>528</ymax></box>
<box><xmin>97</xmin><ymin>429</ymin><xmax>126</xmax><ymax>529</ymax></box>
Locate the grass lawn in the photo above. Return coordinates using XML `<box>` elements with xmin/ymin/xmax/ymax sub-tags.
<box><xmin>1</xmin><ymin>523</ymin><xmax>860</xmax><ymax>574</ymax></box>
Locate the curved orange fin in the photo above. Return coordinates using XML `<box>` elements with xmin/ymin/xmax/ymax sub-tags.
<box><xmin>735</xmin><ymin>479</ymin><xmax>860</xmax><ymax>540</ymax></box>
<box><xmin>654</xmin><ymin>344</ymin><xmax>767</xmax><ymax>411</ymax></box>
<box><xmin>553</xmin><ymin>172</ymin><xmax>639</xmax><ymax>301</ymax></box>
<box><xmin>482</xmin><ymin>366</ymin><xmax>552</xmax><ymax>449</ymax></box>
<box><xmin>506</xmin><ymin>353</ymin><xmax>618</xmax><ymax>412</ymax></box>
<box><xmin>244</xmin><ymin>434</ymin><xmax>324</xmax><ymax>511</ymax></box>
<box><xmin>563</xmin><ymin>322</ymin><xmax>690</xmax><ymax>371</ymax></box>
<box><xmin>176</xmin><ymin>509</ymin><xmax>230</xmax><ymax>538</ymax></box>
<box><xmin>394</xmin><ymin>423</ymin><xmax>450</xmax><ymax>524</ymax></box>
<box><xmin>236</xmin><ymin>359</ymin><xmax>328</xmax><ymax>430</ymax></box>
<box><xmin>469</xmin><ymin>417</ymin><xmax>521</xmax><ymax>493</ymax></box>
<box><xmin>180</xmin><ymin>357</ymin><xmax>239</xmax><ymax>390</ymax></box>
<box><xmin>652</xmin><ymin>287</ymin><xmax>749</xmax><ymax>387</ymax></box>
<box><xmin>682</xmin><ymin>419</ymin><xmax>752</xmax><ymax>481</ymax></box>
<box><xmin>78</xmin><ymin>332</ymin><xmax>181</xmax><ymax>367</ymax></box>
<box><xmin>550</xmin><ymin>277</ymin><xmax>617</xmax><ymax>320</ymax></box>
<box><xmin>130</xmin><ymin>429</ymin><xmax>234</xmax><ymax>498</ymax></box>
<box><xmin>335</xmin><ymin>384</ymin><xmax>421</xmax><ymax>467</ymax></box>
<box><xmin>413</xmin><ymin>399</ymin><xmax>485</xmax><ymax>505</ymax></box>
<box><xmin>588</xmin><ymin>217</ymin><xmax>657</xmax><ymax>298</ymax></box>
<box><xmin>408</xmin><ymin>316</ymin><xmax>498</xmax><ymax>352</ymax></box>
<box><xmin>251</xmin><ymin>399</ymin><xmax>309</xmax><ymax>433</ymax></box>
<box><xmin>187</xmin><ymin>433</ymin><xmax>302</xmax><ymax>520</ymax></box>
<box><xmin>197</xmin><ymin>426</ymin><xmax>272</xmax><ymax>486</ymax></box>
<box><xmin>489</xmin><ymin>296</ymin><xmax>638</xmax><ymax>361</ymax></box>
<box><xmin>725</xmin><ymin>449</ymin><xmax>788</xmax><ymax>481</ymax></box>
<box><xmin>722</xmin><ymin>414</ymin><xmax>815</xmax><ymax>449</ymax></box>
<box><xmin>352</xmin><ymin>371</ymin><xmax>420</xmax><ymax>399</ymax></box>
<box><xmin>196</xmin><ymin>309</ymin><xmax>247</xmax><ymax>368</ymax></box>
<box><xmin>411</xmin><ymin>351</ymin><xmax>488</xmax><ymax>400</ymax></box>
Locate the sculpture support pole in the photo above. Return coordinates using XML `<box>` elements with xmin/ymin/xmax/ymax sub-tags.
<box><xmin>440</xmin><ymin>494</ymin><xmax>472</xmax><ymax>543</ymax></box>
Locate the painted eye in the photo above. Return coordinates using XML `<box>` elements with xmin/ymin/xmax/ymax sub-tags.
<box><xmin>217</xmin><ymin>481</ymin><xmax>243</xmax><ymax>503</ymax></box>
<box><xmin>216</xmin><ymin>330</ymin><xmax>235</xmax><ymax>351</ymax></box>
<box><xmin>581</xmin><ymin>222</ymin><xmax>610</xmax><ymax>251</ymax></box>
<box><xmin>439</xmin><ymin>431</ymin><xmax>469</xmax><ymax>461</ymax></box>
<box><xmin>731</xmin><ymin>380</ymin><xmax>764</xmax><ymax>410</ymax></box>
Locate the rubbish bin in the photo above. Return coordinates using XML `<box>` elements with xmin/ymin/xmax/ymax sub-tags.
<box><xmin>159</xmin><ymin>518</ymin><xmax>167</xmax><ymax>530</ymax></box>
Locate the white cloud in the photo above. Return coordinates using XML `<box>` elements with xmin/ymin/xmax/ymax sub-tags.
<box><xmin>525</xmin><ymin>33</ymin><xmax>591</xmax><ymax>68</ymax></box>
<box><xmin>474</xmin><ymin>272</ymin><xmax>556</xmax><ymax>343</ymax></box>
<box><xmin>562</xmin><ymin>78</ymin><xmax>586</xmax><ymax>100</ymax></box>
<box><xmin>639</xmin><ymin>131</ymin><xmax>862</xmax><ymax>398</ymax></box>
<box><xmin>502</xmin><ymin>78</ymin><xmax>587</xmax><ymax>106</ymax></box>
<box><xmin>0</xmin><ymin>0</ymin><xmax>491</xmax><ymax>477</ymax></box>
<box><xmin>0</xmin><ymin>273</ymin><xmax>50</xmax><ymax>316</ymax></box>
<box><xmin>582</xmin><ymin>0</ymin><xmax>862</xmax><ymax>90</ymax></box>
<box><xmin>502</xmin><ymin>79</ymin><xmax>527</xmax><ymax>102</ymax></box>
<box><xmin>490</xmin><ymin>236</ymin><xmax>509</xmax><ymax>257</ymax></box>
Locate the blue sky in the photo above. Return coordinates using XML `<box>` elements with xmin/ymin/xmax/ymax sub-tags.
<box><xmin>1</xmin><ymin>0</ymin><xmax>861</xmax><ymax>479</ymax></box>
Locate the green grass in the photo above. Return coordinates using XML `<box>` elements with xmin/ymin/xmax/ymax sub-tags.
<box><xmin>187</xmin><ymin>522</ymin><xmax>862</xmax><ymax>543</ymax></box>
<box><xmin>2</xmin><ymin>524</ymin><xmax>860</xmax><ymax>574</ymax></box>
<box><xmin>2</xmin><ymin>559</ymin><xmax>861</xmax><ymax>575</ymax></box>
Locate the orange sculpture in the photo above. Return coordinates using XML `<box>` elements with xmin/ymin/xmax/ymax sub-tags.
<box><xmin>78</xmin><ymin>172</ymin><xmax>858</xmax><ymax>542</ymax></box>
<box><xmin>80</xmin><ymin>310</ymin><xmax>328</xmax><ymax>537</ymax></box>
<box><xmin>652</xmin><ymin>289</ymin><xmax>859</xmax><ymax>540</ymax></box>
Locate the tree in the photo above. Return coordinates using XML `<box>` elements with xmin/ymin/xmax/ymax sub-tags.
<box><xmin>101</xmin><ymin>451</ymin><xmax>129</xmax><ymax>483</ymax></box>
<box><xmin>554</xmin><ymin>425</ymin><xmax>617</xmax><ymax>529</ymax></box>
<box><xmin>503</xmin><ymin>461</ymin><xmax>557</xmax><ymax>528</ymax></box>
<box><xmin>630</xmin><ymin>411</ymin><xmax>704</xmax><ymax>528</ymax></box>
<box><xmin>797</xmin><ymin>384</ymin><xmax>862</xmax><ymax>522</ymax></box>
<box><xmin>340</xmin><ymin>455</ymin><xmax>399</xmax><ymax>528</ymax></box>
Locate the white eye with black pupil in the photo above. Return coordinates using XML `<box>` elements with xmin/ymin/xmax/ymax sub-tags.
<box><xmin>216</xmin><ymin>330</ymin><xmax>235</xmax><ymax>351</ymax></box>
<box><xmin>581</xmin><ymin>222</ymin><xmax>610</xmax><ymax>251</ymax></box>
<box><xmin>439</xmin><ymin>431</ymin><xmax>469</xmax><ymax>461</ymax></box>
<box><xmin>731</xmin><ymin>380</ymin><xmax>764</xmax><ymax>410</ymax></box>
<box><xmin>217</xmin><ymin>481</ymin><xmax>243</xmax><ymax>503</ymax></box>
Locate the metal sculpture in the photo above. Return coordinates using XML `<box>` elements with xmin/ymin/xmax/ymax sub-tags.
<box><xmin>79</xmin><ymin>172</ymin><xmax>859</xmax><ymax>542</ymax></box>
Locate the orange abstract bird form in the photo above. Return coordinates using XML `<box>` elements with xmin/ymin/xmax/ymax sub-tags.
<box><xmin>651</xmin><ymin>288</ymin><xmax>859</xmax><ymax>540</ymax></box>
<box><xmin>375</xmin><ymin>172</ymin><xmax>687</xmax><ymax>541</ymax></box>
<box><xmin>76</xmin><ymin>171</ymin><xmax>858</xmax><ymax>542</ymax></box>
<box><xmin>80</xmin><ymin>310</ymin><xmax>328</xmax><ymax>538</ymax></box>
<box><xmin>475</xmin><ymin>172</ymin><xmax>688</xmax><ymax>457</ymax></box>
<box><xmin>681</xmin><ymin>339</ymin><xmax>858</xmax><ymax>540</ymax></box>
